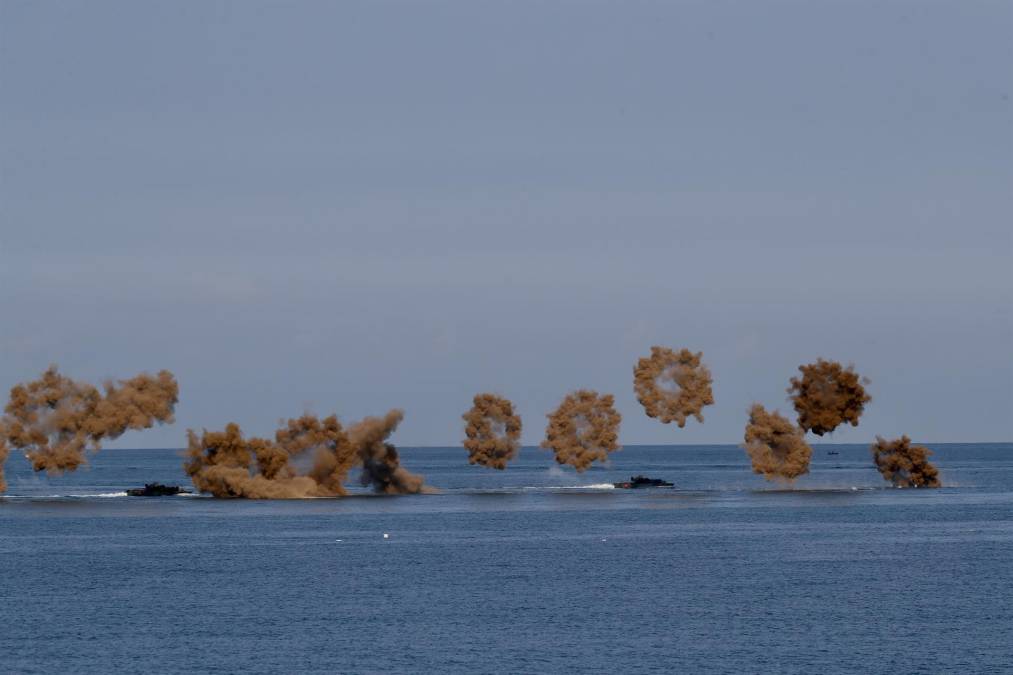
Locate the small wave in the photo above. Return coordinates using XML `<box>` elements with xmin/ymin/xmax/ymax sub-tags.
<box><xmin>0</xmin><ymin>491</ymin><xmax>128</xmax><ymax>499</ymax></box>
<box><xmin>749</xmin><ymin>486</ymin><xmax>879</xmax><ymax>494</ymax></box>
<box><xmin>432</xmin><ymin>485</ymin><xmax>619</xmax><ymax>496</ymax></box>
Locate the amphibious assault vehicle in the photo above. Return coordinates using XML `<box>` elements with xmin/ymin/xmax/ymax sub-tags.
<box><xmin>613</xmin><ymin>475</ymin><xmax>674</xmax><ymax>489</ymax></box>
<box><xmin>126</xmin><ymin>483</ymin><xmax>191</xmax><ymax>497</ymax></box>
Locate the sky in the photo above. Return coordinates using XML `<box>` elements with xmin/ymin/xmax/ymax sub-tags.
<box><xmin>1</xmin><ymin>0</ymin><xmax>1010</xmax><ymax>449</ymax></box>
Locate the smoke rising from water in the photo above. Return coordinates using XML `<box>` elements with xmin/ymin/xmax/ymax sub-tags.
<box><xmin>787</xmin><ymin>359</ymin><xmax>871</xmax><ymax>435</ymax></box>
<box><xmin>349</xmin><ymin>410</ymin><xmax>426</xmax><ymax>494</ymax></box>
<box><xmin>743</xmin><ymin>404</ymin><xmax>813</xmax><ymax>482</ymax></box>
<box><xmin>0</xmin><ymin>366</ymin><xmax>178</xmax><ymax>492</ymax></box>
<box><xmin>184</xmin><ymin>422</ymin><xmax>322</xmax><ymax>498</ymax></box>
<box><xmin>541</xmin><ymin>390</ymin><xmax>621</xmax><ymax>472</ymax></box>
<box><xmin>871</xmin><ymin>435</ymin><xmax>941</xmax><ymax>488</ymax></box>
<box><xmin>633</xmin><ymin>346</ymin><xmax>714</xmax><ymax>428</ymax></box>
<box><xmin>462</xmin><ymin>393</ymin><xmax>522</xmax><ymax>469</ymax></box>
<box><xmin>185</xmin><ymin>409</ymin><xmax>427</xmax><ymax>498</ymax></box>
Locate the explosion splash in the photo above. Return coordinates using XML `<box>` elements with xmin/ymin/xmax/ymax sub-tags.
<box><xmin>787</xmin><ymin>359</ymin><xmax>871</xmax><ymax>435</ymax></box>
<box><xmin>0</xmin><ymin>366</ymin><xmax>178</xmax><ymax>492</ymax></box>
<box><xmin>184</xmin><ymin>422</ymin><xmax>324</xmax><ymax>499</ymax></box>
<box><xmin>743</xmin><ymin>404</ymin><xmax>812</xmax><ymax>482</ymax></box>
<box><xmin>462</xmin><ymin>393</ymin><xmax>522</xmax><ymax>470</ymax></box>
<box><xmin>871</xmin><ymin>436</ymin><xmax>941</xmax><ymax>488</ymax></box>
<box><xmin>633</xmin><ymin>346</ymin><xmax>714</xmax><ymax>428</ymax></box>
<box><xmin>185</xmin><ymin>409</ymin><xmax>427</xmax><ymax>498</ymax></box>
<box><xmin>541</xmin><ymin>390</ymin><xmax>621</xmax><ymax>472</ymax></box>
<box><xmin>349</xmin><ymin>410</ymin><xmax>426</xmax><ymax>494</ymax></box>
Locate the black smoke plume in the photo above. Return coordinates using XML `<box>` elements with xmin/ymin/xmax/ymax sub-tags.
<box><xmin>349</xmin><ymin>410</ymin><xmax>426</xmax><ymax>494</ymax></box>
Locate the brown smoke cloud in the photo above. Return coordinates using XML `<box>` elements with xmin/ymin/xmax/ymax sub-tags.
<box><xmin>349</xmin><ymin>410</ymin><xmax>426</xmax><ymax>494</ymax></box>
<box><xmin>0</xmin><ymin>366</ymin><xmax>178</xmax><ymax>492</ymax></box>
<box><xmin>462</xmin><ymin>393</ymin><xmax>522</xmax><ymax>470</ymax></box>
<box><xmin>633</xmin><ymin>346</ymin><xmax>714</xmax><ymax>428</ymax></box>
<box><xmin>787</xmin><ymin>359</ymin><xmax>871</xmax><ymax>436</ymax></box>
<box><xmin>541</xmin><ymin>390</ymin><xmax>621</xmax><ymax>472</ymax></box>
<box><xmin>184</xmin><ymin>409</ymin><xmax>427</xmax><ymax>498</ymax></box>
<box><xmin>184</xmin><ymin>423</ymin><xmax>322</xmax><ymax>499</ymax></box>
<box><xmin>743</xmin><ymin>404</ymin><xmax>813</xmax><ymax>482</ymax></box>
<box><xmin>871</xmin><ymin>435</ymin><xmax>941</xmax><ymax>488</ymax></box>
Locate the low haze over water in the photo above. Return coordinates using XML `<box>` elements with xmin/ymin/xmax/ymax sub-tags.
<box><xmin>2</xmin><ymin>443</ymin><xmax>1011</xmax><ymax>673</ymax></box>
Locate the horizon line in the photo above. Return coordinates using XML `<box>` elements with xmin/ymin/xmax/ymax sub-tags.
<box><xmin>83</xmin><ymin>439</ymin><xmax>1013</xmax><ymax>451</ymax></box>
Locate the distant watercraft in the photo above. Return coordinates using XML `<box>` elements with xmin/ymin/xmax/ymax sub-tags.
<box><xmin>126</xmin><ymin>483</ymin><xmax>191</xmax><ymax>497</ymax></box>
<box><xmin>613</xmin><ymin>475</ymin><xmax>674</xmax><ymax>489</ymax></box>
<box><xmin>827</xmin><ymin>451</ymin><xmax>840</xmax><ymax>456</ymax></box>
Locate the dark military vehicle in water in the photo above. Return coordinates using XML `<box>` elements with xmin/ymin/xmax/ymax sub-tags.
<box><xmin>613</xmin><ymin>475</ymin><xmax>674</xmax><ymax>489</ymax></box>
<box><xmin>126</xmin><ymin>483</ymin><xmax>191</xmax><ymax>497</ymax></box>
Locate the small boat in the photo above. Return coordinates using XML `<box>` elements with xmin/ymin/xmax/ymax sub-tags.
<box><xmin>613</xmin><ymin>475</ymin><xmax>674</xmax><ymax>489</ymax></box>
<box><xmin>126</xmin><ymin>483</ymin><xmax>192</xmax><ymax>497</ymax></box>
<box><xmin>827</xmin><ymin>451</ymin><xmax>840</xmax><ymax>456</ymax></box>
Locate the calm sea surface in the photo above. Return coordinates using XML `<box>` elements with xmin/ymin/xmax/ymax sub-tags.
<box><xmin>1</xmin><ymin>443</ymin><xmax>1011</xmax><ymax>674</ymax></box>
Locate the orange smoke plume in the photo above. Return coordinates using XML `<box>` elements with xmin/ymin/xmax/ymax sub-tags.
<box><xmin>871</xmin><ymin>435</ymin><xmax>941</xmax><ymax>488</ymax></box>
<box><xmin>541</xmin><ymin>390</ymin><xmax>621</xmax><ymax>472</ymax></box>
<box><xmin>787</xmin><ymin>359</ymin><xmax>871</xmax><ymax>436</ymax></box>
<box><xmin>743</xmin><ymin>403</ymin><xmax>812</xmax><ymax>482</ymax></box>
<box><xmin>633</xmin><ymin>346</ymin><xmax>714</xmax><ymax>428</ymax></box>
<box><xmin>462</xmin><ymin>393</ymin><xmax>522</xmax><ymax>470</ymax></box>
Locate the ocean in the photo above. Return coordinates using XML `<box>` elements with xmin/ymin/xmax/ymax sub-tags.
<box><xmin>1</xmin><ymin>443</ymin><xmax>1011</xmax><ymax>674</ymax></box>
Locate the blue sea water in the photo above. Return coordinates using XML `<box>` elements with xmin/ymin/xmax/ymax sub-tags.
<box><xmin>1</xmin><ymin>443</ymin><xmax>1011</xmax><ymax>674</ymax></box>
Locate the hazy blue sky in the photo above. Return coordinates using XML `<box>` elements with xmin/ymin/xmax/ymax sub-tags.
<box><xmin>2</xmin><ymin>1</ymin><xmax>1010</xmax><ymax>449</ymax></box>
